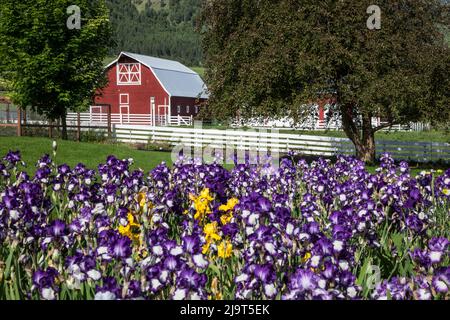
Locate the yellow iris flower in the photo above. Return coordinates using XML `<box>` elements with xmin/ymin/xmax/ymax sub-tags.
<box><xmin>202</xmin><ymin>241</ymin><xmax>212</xmax><ymax>255</ymax></box>
<box><xmin>118</xmin><ymin>212</ymin><xmax>141</xmax><ymax>244</ymax></box>
<box><xmin>202</xmin><ymin>221</ymin><xmax>221</xmax><ymax>254</ymax></box>
<box><xmin>220</xmin><ymin>213</ymin><xmax>233</xmax><ymax>225</ymax></box>
<box><xmin>208</xmin><ymin>292</ymin><xmax>223</xmax><ymax>300</ymax></box>
<box><xmin>219</xmin><ymin>198</ymin><xmax>239</xmax><ymax>225</ymax></box>
<box><xmin>218</xmin><ymin>198</ymin><xmax>239</xmax><ymax>212</ymax></box>
<box><xmin>218</xmin><ymin>240</ymin><xmax>233</xmax><ymax>259</ymax></box>
<box><xmin>189</xmin><ymin>188</ymin><xmax>214</xmax><ymax>221</ymax></box>
<box><xmin>208</xmin><ymin>277</ymin><xmax>223</xmax><ymax>300</ymax></box>
<box><xmin>204</xmin><ymin>221</ymin><xmax>221</xmax><ymax>242</ymax></box>
<box><xmin>302</xmin><ymin>252</ymin><xmax>312</xmax><ymax>263</ymax></box>
<box><xmin>137</xmin><ymin>192</ymin><xmax>153</xmax><ymax>211</ymax></box>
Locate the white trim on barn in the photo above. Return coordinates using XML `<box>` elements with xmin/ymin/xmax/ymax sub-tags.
<box><xmin>119</xmin><ymin>93</ymin><xmax>130</xmax><ymax>124</ymax></box>
<box><xmin>119</xmin><ymin>93</ymin><xmax>129</xmax><ymax>105</ymax></box>
<box><xmin>116</xmin><ymin>63</ymin><xmax>142</xmax><ymax>86</ymax></box>
<box><xmin>168</xmin><ymin>95</ymin><xmax>172</xmax><ymax>119</ymax></box>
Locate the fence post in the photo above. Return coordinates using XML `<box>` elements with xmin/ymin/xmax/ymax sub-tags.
<box><xmin>23</xmin><ymin>109</ymin><xmax>27</xmax><ymax>126</ymax></box>
<box><xmin>49</xmin><ymin>120</ymin><xmax>53</xmax><ymax>139</ymax></box>
<box><xmin>17</xmin><ymin>107</ymin><xmax>22</xmax><ymax>137</ymax></box>
<box><xmin>107</xmin><ymin>105</ymin><xmax>112</xmax><ymax>139</ymax></box>
<box><xmin>429</xmin><ymin>142</ymin><xmax>433</xmax><ymax>162</ymax></box>
<box><xmin>6</xmin><ymin>103</ymin><xmax>10</xmax><ymax>123</ymax></box>
<box><xmin>422</xmin><ymin>143</ymin><xmax>427</xmax><ymax>162</ymax></box>
<box><xmin>76</xmin><ymin>112</ymin><xmax>81</xmax><ymax>142</ymax></box>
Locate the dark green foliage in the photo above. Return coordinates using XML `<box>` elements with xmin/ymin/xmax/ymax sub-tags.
<box><xmin>106</xmin><ymin>0</ymin><xmax>203</xmax><ymax>66</ymax></box>
<box><xmin>0</xmin><ymin>0</ymin><xmax>113</xmax><ymax>139</ymax></box>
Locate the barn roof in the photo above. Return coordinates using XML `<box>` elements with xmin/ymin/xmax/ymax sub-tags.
<box><xmin>106</xmin><ymin>52</ymin><xmax>209</xmax><ymax>99</ymax></box>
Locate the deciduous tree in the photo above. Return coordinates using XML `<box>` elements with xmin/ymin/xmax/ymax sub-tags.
<box><xmin>0</xmin><ymin>0</ymin><xmax>113</xmax><ymax>139</ymax></box>
<box><xmin>200</xmin><ymin>0</ymin><xmax>450</xmax><ymax>163</ymax></box>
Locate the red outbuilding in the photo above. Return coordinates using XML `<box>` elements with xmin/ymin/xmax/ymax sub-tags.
<box><xmin>94</xmin><ymin>52</ymin><xmax>208</xmax><ymax>125</ymax></box>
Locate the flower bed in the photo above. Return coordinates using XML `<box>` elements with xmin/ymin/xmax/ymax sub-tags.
<box><xmin>0</xmin><ymin>150</ymin><xmax>449</xmax><ymax>300</ymax></box>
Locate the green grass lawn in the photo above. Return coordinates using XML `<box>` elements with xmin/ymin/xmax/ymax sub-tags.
<box><xmin>0</xmin><ymin>136</ymin><xmax>447</xmax><ymax>177</ymax></box>
<box><xmin>0</xmin><ymin>136</ymin><xmax>172</xmax><ymax>175</ymax></box>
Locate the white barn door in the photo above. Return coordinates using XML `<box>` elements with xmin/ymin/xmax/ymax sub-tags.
<box><xmin>150</xmin><ymin>97</ymin><xmax>155</xmax><ymax>126</ymax></box>
<box><xmin>119</xmin><ymin>93</ymin><xmax>130</xmax><ymax>124</ymax></box>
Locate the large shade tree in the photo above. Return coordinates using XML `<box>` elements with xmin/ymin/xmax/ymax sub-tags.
<box><xmin>199</xmin><ymin>0</ymin><xmax>450</xmax><ymax>163</ymax></box>
<box><xmin>0</xmin><ymin>0</ymin><xmax>113</xmax><ymax>139</ymax></box>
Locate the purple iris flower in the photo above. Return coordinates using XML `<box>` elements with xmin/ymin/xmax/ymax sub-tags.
<box><xmin>410</xmin><ymin>248</ymin><xmax>431</xmax><ymax>268</ymax></box>
<box><xmin>257</xmin><ymin>197</ymin><xmax>272</xmax><ymax>213</ymax></box>
<box><xmin>406</xmin><ymin>215</ymin><xmax>424</xmax><ymax>233</ymax></box>
<box><xmin>164</xmin><ymin>256</ymin><xmax>179</xmax><ymax>271</ymax></box>
<box><xmin>305</xmin><ymin>222</ymin><xmax>320</xmax><ymax>235</ymax></box>
<box><xmin>95</xmin><ymin>277</ymin><xmax>121</xmax><ymax>300</ymax></box>
<box><xmin>110</xmin><ymin>236</ymin><xmax>132</xmax><ymax>259</ymax></box>
<box><xmin>222</xmin><ymin>223</ymin><xmax>239</xmax><ymax>239</ymax></box>
<box><xmin>289</xmin><ymin>269</ymin><xmax>317</xmax><ymax>292</ymax></box>
<box><xmin>126</xmin><ymin>280</ymin><xmax>143</xmax><ymax>299</ymax></box>
<box><xmin>48</xmin><ymin>220</ymin><xmax>67</xmax><ymax>237</ymax></box>
<box><xmin>253</xmin><ymin>264</ymin><xmax>275</xmax><ymax>284</ymax></box>
<box><xmin>315</xmin><ymin>238</ymin><xmax>333</xmax><ymax>256</ymax></box>
<box><xmin>177</xmin><ymin>268</ymin><xmax>206</xmax><ymax>289</ymax></box>
<box><xmin>33</xmin><ymin>268</ymin><xmax>58</xmax><ymax>288</ymax></box>
<box><xmin>432</xmin><ymin>267</ymin><xmax>449</xmax><ymax>294</ymax></box>
<box><xmin>182</xmin><ymin>235</ymin><xmax>200</xmax><ymax>254</ymax></box>
<box><xmin>322</xmin><ymin>261</ymin><xmax>338</xmax><ymax>280</ymax></box>
<box><xmin>34</xmin><ymin>167</ymin><xmax>51</xmax><ymax>181</ymax></box>
<box><xmin>58</xmin><ymin>164</ymin><xmax>71</xmax><ymax>176</ymax></box>
<box><xmin>32</xmin><ymin>267</ymin><xmax>59</xmax><ymax>300</ymax></box>
<box><xmin>2</xmin><ymin>195</ymin><xmax>18</xmax><ymax>209</ymax></box>
<box><xmin>3</xmin><ymin>150</ymin><xmax>21</xmax><ymax>164</ymax></box>
<box><xmin>428</xmin><ymin>237</ymin><xmax>449</xmax><ymax>252</ymax></box>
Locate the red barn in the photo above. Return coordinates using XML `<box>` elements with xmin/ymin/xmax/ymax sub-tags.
<box><xmin>94</xmin><ymin>52</ymin><xmax>208</xmax><ymax>125</ymax></box>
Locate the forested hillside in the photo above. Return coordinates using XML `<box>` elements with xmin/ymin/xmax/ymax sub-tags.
<box><xmin>106</xmin><ymin>0</ymin><xmax>202</xmax><ymax>66</ymax></box>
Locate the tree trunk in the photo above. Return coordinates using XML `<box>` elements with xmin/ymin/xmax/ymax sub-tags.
<box><xmin>340</xmin><ymin>103</ymin><xmax>376</xmax><ymax>164</ymax></box>
<box><xmin>354</xmin><ymin>139</ymin><xmax>376</xmax><ymax>163</ymax></box>
<box><xmin>61</xmin><ymin>112</ymin><xmax>68</xmax><ymax>140</ymax></box>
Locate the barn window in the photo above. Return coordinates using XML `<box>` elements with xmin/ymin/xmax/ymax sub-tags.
<box><xmin>177</xmin><ymin>105</ymin><xmax>181</xmax><ymax>114</ymax></box>
<box><xmin>186</xmin><ymin>105</ymin><xmax>190</xmax><ymax>113</ymax></box>
<box><xmin>195</xmin><ymin>105</ymin><xmax>199</xmax><ymax>114</ymax></box>
<box><xmin>117</xmin><ymin>63</ymin><xmax>141</xmax><ymax>85</ymax></box>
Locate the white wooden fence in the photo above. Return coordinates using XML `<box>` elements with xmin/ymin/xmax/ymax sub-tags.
<box><xmin>233</xmin><ymin>116</ymin><xmax>430</xmax><ymax>132</ymax></box>
<box><xmin>66</xmin><ymin>113</ymin><xmax>193</xmax><ymax>127</ymax></box>
<box><xmin>113</xmin><ymin>125</ymin><xmax>450</xmax><ymax>163</ymax></box>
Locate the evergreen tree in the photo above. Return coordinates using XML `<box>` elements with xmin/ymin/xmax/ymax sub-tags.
<box><xmin>106</xmin><ymin>0</ymin><xmax>203</xmax><ymax>66</ymax></box>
